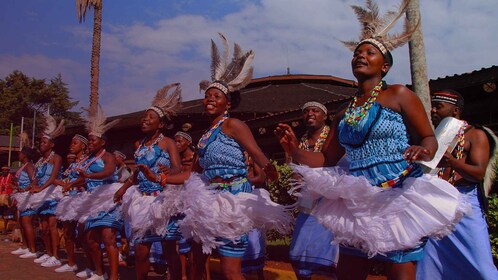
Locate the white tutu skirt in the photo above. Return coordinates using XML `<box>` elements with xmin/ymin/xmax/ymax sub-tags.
<box><xmin>55</xmin><ymin>192</ymin><xmax>85</xmax><ymax>221</ymax></box>
<box><xmin>176</xmin><ymin>173</ymin><xmax>293</xmax><ymax>254</ymax></box>
<box><xmin>291</xmin><ymin>165</ymin><xmax>471</xmax><ymax>258</ymax></box>
<box><xmin>12</xmin><ymin>185</ymin><xmax>63</xmax><ymax>212</ymax></box>
<box><xmin>122</xmin><ymin>186</ymin><xmax>182</xmax><ymax>241</ymax></box>
<box><xmin>72</xmin><ymin>183</ymin><xmax>123</xmax><ymax>224</ymax></box>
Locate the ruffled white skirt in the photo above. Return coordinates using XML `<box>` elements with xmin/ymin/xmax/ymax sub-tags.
<box><xmin>122</xmin><ymin>185</ymin><xmax>183</xmax><ymax>241</ymax></box>
<box><xmin>55</xmin><ymin>192</ymin><xmax>85</xmax><ymax>221</ymax></box>
<box><xmin>174</xmin><ymin>173</ymin><xmax>293</xmax><ymax>254</ymax></box>
<box><xmin>291</xmin><ymin>165</ymin><xmax>471</xmax><ymax>258</ymax></box>
<box><xmin>12</xmin><ymin>185</ymin><xmax>63</xmax><ymax>212</ymax></box>
<box><xmin>73</xmin><ymin>183</ymin><xmax>123</xmax><ymax>224</ymax></box>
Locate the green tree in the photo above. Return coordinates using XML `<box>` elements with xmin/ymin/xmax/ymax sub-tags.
<box><xmin>0</xmin><ymin>70</ymin><xmax>82</xmax><ymax>136</ymax></box>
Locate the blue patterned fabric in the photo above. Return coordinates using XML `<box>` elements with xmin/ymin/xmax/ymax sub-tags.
<box><xmin>198</xmin><ymin>125</ymin><xmax>252</xmax><ymax>256</ymax></box>
<box><xmin>337</xmin><ymin>102</ymin><xmax>426</xmax><ymax>262</ymax></box>
<box><xmin>65</xmin><ymin>162</ymin><xmax>84</xmax><ymax>196</ymax></box>
<box><xmin>242</xmin><ymin>229</ymin><xmax>266</xmax><ymax>273</ymax></box>
<box><xmin>338</xmin><ymin>102</ymin><xmax>423</xmax><ymax>187</ymax></box>
<box><xmin>18</xmin><ymin>170</ymin><xmax>36</xmax><ymax>216</ymax></box>
<box><xmin>416</xmin><ymin>185</ymin><xmax>498</xmax><ymax>280</ymax></box>
<box><xmin>83</xmin><ymin>153</ymin><xmax>122</xmax><ymax>230</ymax></box>
<box><xmin>135</xmin><ymin>141</ymin><xmax>171</xmax><ymax>194</ymax></box>
<box><xmin>290</xmin><ymin>212</ymin><xmax>338</xmax><ymax>277</ymax></box>
<box><xmin>35</xmin><ymin>162</ymin><xmax>58</xmax><ymax>215</ymax></box>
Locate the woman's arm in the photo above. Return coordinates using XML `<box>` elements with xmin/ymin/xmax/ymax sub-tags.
<box><xmin>79</xmin><ymin>152</ymin><xmax>117</xmax><ymax>180</ymax></box>
<box><xmin>159</xmin><ymin>137</ymin><xmax>182</xmax><ymax>176</ymax></box>
<box><xmin>36</xmin><ymin>154</ymin><xmax>62</xmax><ymax>192</ymax></box>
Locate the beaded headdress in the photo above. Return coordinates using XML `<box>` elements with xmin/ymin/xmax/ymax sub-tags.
<box><xmin>148</xmin><ymin>83</ymin><xmax>182</xmax><ymax>120</ymax></box>
<box><xmin>342</xmin><ymin>0</ymin><xmax>417</xmax><ymax>65</ymax></box>
<box><xmin>199</xmin><ymin>33</ymin><xmax>255</xmax><ymax>95</ymax></box>
<box><xmin>175</xmin><ymin>131</ymin><xmax>192</xmax><ymax>143</ymax></box>
<box><xmin>85</xmin><ymin>105</ymin><xmax>120</xmax><ymax>138</ymax></box>
<box><xmin>72</xmin><ymin>134</ymin><xmax>88</xmax><ymax>147</ymax></box>
<box><xmin>42</xmin><ymin>113</ymin><xmax>65</xmax><ymax>140</ymax></box>
<box><xmin>432</xmin><ymin>91</ymin><xmax>464</xmax><ymax>110</ymax></box>
<box><xmin>302</xmin><ymin>101</ymin><xmax>327</xmax><ymax>115</ymax></box>
<box><xmin>113</xmin><ymin>150</ymin><xmax>126</xmax><ymax>160</ymax></box>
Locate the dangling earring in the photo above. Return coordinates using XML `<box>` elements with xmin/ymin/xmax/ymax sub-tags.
<box><xmin>224</xmin><ymin>110</ymin><xmax>229</xmax><ymax>117</ymax></box>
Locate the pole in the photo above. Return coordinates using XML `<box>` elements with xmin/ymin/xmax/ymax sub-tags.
<box><xmin>20</xmin><ymin>117</ymin><xmax>24</xmax><ymax>150</ymax></box>
<box><xmin>32</xmin><ymin>110</ymin><xmax>36</xmax><ymax>148</ymax></box>
<box><xmin>8</xmin><ymin>123</ymin><xmax>13</xmax><ymax>167</ymax></box>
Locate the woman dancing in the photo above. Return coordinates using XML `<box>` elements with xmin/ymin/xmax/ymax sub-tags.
<box><xmin>53</xmin><ymin>134</ymin><xmax>88</xmax><ymax>273</ymax></box>
<box><xmin>114</xmin><ymin>83</ymin><xmax>183</xmax><ymax>280</ymax></box>
<box><xmin>275</xmin><ymin>1</ymin><xmax>469</xmax><ymax>279</ymax></box>
<box><xmin>10</xmin><ymin>147</ymin><xmax>37</xmax><ymax>259</ymax></box>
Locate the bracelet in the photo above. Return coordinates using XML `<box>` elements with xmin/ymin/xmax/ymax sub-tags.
<box><xmin>159</xmin><ymin>173</ymin><xmax>168</xmax><ymax>187</ymax></box>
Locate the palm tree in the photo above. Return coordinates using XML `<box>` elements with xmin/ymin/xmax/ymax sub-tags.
<box><xmin>76</xmin><ymin>0</ymin><xmax>103</xmax><ymax>115</ymax></box>
<box><xmin>406</xmin><ymin>0</ymin><xmax>432</xmax><ymax>120</ymax></box>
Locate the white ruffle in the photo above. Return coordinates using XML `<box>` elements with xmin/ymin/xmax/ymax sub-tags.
<box><xmin>291</xmin><ymin>164</ymin><xmax>471</xmax><ymax>258</ymax></box>
<box><xmin>12</xmin><ymin>185</ymin><xmax>63</xmax><ymax>212</ymax></box>
<box><xmin>178</xmin><ymin>173</ymin><xmax>293</xmax><ymax>254</ymax></box>
<box><xmin>76</xmin><ymin>183</ymin><xmax>123</xmax><ymax>224</ymax></box>
<box><xmin>147</xmin><ymin>185</ymin><xmax>184</xmax><ymax>237</ymax></box>
<box><xmin>55</xmin><ymin>192</ymin><xmax>85</xmax><ymax>221</ymax></box>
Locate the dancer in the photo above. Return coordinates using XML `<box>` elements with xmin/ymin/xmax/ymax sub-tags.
<box><xmin>288</xmin><ymin>101</ymin><xmax>339</xmax><ymax>280</ymax></box>
<box><xmin>114</xmin><ymin>83</ymin><xmax>183</xmax><ymax>280</ymax></box>
<box><xmin>275</xmin><ymin>1</ymin><xmax>469</xmax><ymax>279</ymax></box>
<box><xmin>53</xmin><ymin>134</ymin><xmax>88</xmax><ymax>273</ymax></box>
<box><xmin>0</xmin><ymin>166</ymin><xmax>14</xmax><ymax>233</ymax></box>
<box><xmin>153</xmin><ymin>33</ymin><xmax>290</xmax><ymax>280</ymax></box>
<box><xmin>75</xmin><ymin>105</ymin><xmax>122</xmax><ymax>280</ymax></box>
<box><xmin>10</xmin><ymin>147</ymin><xmax>37</xmax><ymax>258</ymax></box>
<box><xmin>416</xmin><ymin>90</ymin><xmax>498</xmax><ymax>280</ymax></box>
<box><xmin>30</xmin><ymin>114</ymin><xmax>65</xmax><ymax>268</ymax></box>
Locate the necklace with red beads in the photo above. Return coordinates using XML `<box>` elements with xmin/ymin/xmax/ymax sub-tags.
<box><xmin>344</xmin><ymin>80</ymin><xmax>383</xmax><ymax>126</ymax></box>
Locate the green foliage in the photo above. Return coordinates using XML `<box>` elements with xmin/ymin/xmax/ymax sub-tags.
<box><xmin>266</xmin><ymin>161</ymin><xmax>297</xmax><ymax>241</ymax></box>
<box><xmin>487</xmin><ymin>194</ymin><xmax>498</xmax><ymax>260</ymax></box>
<box><xmin>0</xmin><ymin>70</ymin><xmax>82</xmax><ymax>135</ymax></box>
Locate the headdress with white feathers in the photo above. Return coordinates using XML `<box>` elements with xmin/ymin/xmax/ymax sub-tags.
<box><xmin>342</xmin><ymin>0</ymin><xmax>418</xmax><ymax>64</ymax></box>
<box><xmin>42</xmin><ymin>113</ymin><xmax>65</xmax><ymax>140</ymax></box>
<box><xmin>199</xmin><ymin>33</ymin><xmax>255</xmax><ymax>95</ymax></box>
<box><xmin>85</xmin><ymin>105</ymin><xmax>120</xmax><ymax>138</ymax></box>
<box><xmin>148</xmin><ymin>83</ymin><xmax>182</xmax><ymax>119</ymax></box>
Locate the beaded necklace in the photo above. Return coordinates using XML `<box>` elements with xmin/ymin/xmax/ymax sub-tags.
<box><xmin>62</xmin><ymin>154</ymin><xmax>87</xmax><ymax>177</ymax></box>
<box><xmin>134</xmin><ymin>133</ymin><xmax>164</xmax><ymax>159</ymax></box>
<box><xmin>82</xmin><ymin>149</ymin><xmax>106</xmax><ymax>172</ymax></box>
<box><xmin>299</xmin><ymin>125</ymin><xmax>330</xmax><ymax>152</ymax></box>
<box><xmin>438</xmin><ymin>121</ymin><xmax>468</xmax><ymax>184</ymax></box>
<box><xmin>35</xmin><ymin>151</ymin><xmax>55</xmax><ymax>169</ymax></box>
<box><xmin>344</xmin><ymin>80</ymin><xmax>383</xmax><ymax>126</ymax></box>
<box><xmin>197</xmin><ymin>115</ymin><xmax>228</xmax><ymax>150</ymax></box>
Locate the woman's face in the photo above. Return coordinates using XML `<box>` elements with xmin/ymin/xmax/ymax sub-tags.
<box><xmin>203</xmin><ymin>88</ymin><xmax>230</xmax><ymax>117</ymax></box>
<box><xmin>69</xmin><ymin>138</ymin><xmax>86</xmax><ymax>155</ymax></box>
<box><xmin>141</xmin><ymin>110</ymin><xmax>164</xmax><ymax>133</ymax></box>
<box><xmin>174</xmin><ymin>135</ymin><xmax>190</xmax><ymax>153</ymax></box>
<box><xmin>87</xmin><ymin>135</ymin><xmax>105</xmax><ymax>154</ymax></box>
<box><xmin>39</xmin><ymin>137</ymin><xmax>54</xmax><ymax>154</ymax></box>
<box><xmin>351</xmin><ymin>43</ymin><xmax>390</xmax><ymax>79</ymax></box>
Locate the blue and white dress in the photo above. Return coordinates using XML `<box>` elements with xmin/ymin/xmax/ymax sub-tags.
<box><xmin>122</xmin><ymin>138</ymin><xmax>182</xmax><ymax>243</ymax></box>
<box><xmin>416</xmin><ymin>184</ymin><xmax>498</xmax><ymax>279</ymax></box>
<box><xmin>293</xmin><ymin>102</ymin><xmax>470</xmax><ymax>261</ymax></box>
<box><xmin>35</xmin><ymin>162</ymin><xmax>62</xmax><ymax>215</ymax></box>
<box><xmin>16</xmin><ymin>166</ymin><xmax>36</xmax><ymax>217</ymax></box>
<box><xmin>76</xmin><ymin>154</ymin><xmax>123</xmax><ymax>231</ymax></box>
<box><xmin>55</xmin><ymin>159</ymin><xmax>87</xmax><ymax>221</ymax></box>
<box><xmin>169</xmin><ymin>120</ymin><xmax>292</xmax><ymax>256</ymax></box>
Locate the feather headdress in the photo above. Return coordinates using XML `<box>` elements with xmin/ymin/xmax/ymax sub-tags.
<box><xmin>42</xmin><ymin>113</ymin><xmax>65</xmax><ymax>140</ymax></box>
<box><xmin>148</xmin><ymin>83</ymin><xmax>182</xmax><ymax>119</ymax></box>
<box><xmin>199</xmin><ymin>33</ymin><xmax>255</xmax><ymax>95</ymax></box>
<box><xmin>84</xmin><ymin>105</ymin><xmax>120</xmax><ymax>138</ymax></box>
<box><xmin>342</xmin><ymin>0</ymin><xmax>417</xmax><ymax>61</ymax></box>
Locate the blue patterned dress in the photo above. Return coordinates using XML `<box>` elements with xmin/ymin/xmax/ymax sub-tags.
<box><xmin>337</xmin><ymin>102</ymin><xmax>425</xmax><ymax>263</ymax></box>
<box><xmin>17</xmin><ymin>167</ymin><xmax>36</xmax><ymax>217</ymax></box>
<box><xmin>83</xmin><ymin>155</ymin><xmax>122</xmax><ymax>231</ymax></box>
<box><xmin>36</xmin><ymin>162</ymin><xmax>59</xmax><ymax>215</ymax></box>
<box><xmin>134</xmin><ymin>140</ymin><xmax>182</xmax><ymax>242</ymax></box>
<box><xmin>198</xmin><ymin>123</ymin><xmax>252</xmax><ymax>258</ymax></box>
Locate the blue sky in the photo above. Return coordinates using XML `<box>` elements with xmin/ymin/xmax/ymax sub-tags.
<box><xmin>1</xmin><ymin>0</ymin><xmax>496</xmax><ymax>116</ymax></box>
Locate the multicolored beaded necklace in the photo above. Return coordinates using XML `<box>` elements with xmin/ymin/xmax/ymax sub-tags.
<box><xmin>35</xmin><ymin>151</ymin><xmax>55</xmax><ymax>169</ymax></box>
<box><xmin>299</xmin><ymin>125</ymin><xmax>330</xmax><ymax>152</ymax></box>
<box><xmin>197</xmin><ymin>114</ymin><xmax>229</xmax><ymax>150</ymax></box>
<box><xmin>344</xmin><ymin>80</ymin><xmax>383</xmax><ymax>126</ymax></box>
<box><xmin>134</xmin><ymin>134</ymin><xmax>164</xmax><ymax>159</ymax></box>
<box><xmin>82</xmin><ymin>149</ymin><xmax>106</xmax><ymax>171</ymax></box>
<box><xmin>62</xmin><ymin>154</ymin><xmax>87</xmax><ymax>178</ymax></box>
<box><xmin>438</xmin><ymin>121</ymin><xmax>468</xmax><ymax>184</ymax></box>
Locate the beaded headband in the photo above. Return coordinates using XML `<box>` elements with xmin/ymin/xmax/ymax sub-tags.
<box><xmin>206</xmin><ymin>81</ymin><xmax>229</xmax><ymax>96</ymax></box>
<box><xmin>113</xmin><ymin>150</ymin><xmax>126</xmax><ymax>160</ymax></box>
<box><xmin>302</xmin><ymin>101</ymin><xmax>327</xmax><ymax>115</ymax></box>
<box><xmin>175</xmin><ymin>131</ymin><xmax>192</xmax><ymax>143</ymax></box>
<box><xmin>147</xmin><ymin>106</ymin><xmax>166</xmax><ymax>119</ymax></box>
<box><xmin>432</xmin><ymin>92</ymin><xmax>464</xmax><ymax>109</ymax></box>
<box><xmin>72</xmin><ymin>134</ymin><xmax>88</xmax><ymax>147</ymax></box>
